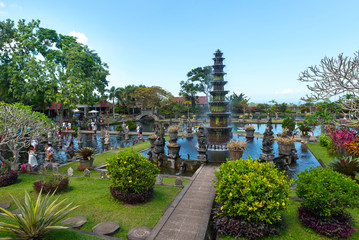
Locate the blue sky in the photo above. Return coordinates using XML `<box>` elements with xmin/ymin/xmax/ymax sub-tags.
<box><xmin>1</xmin><ymin>0</ymin><xmax>359</xmax><ymax>103</ymax></box>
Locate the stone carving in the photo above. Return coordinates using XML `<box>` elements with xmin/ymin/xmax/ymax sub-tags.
<box><xmin>196</xmin><ymin>126</ymin><xmax>207</xmax><ymax>161</ymax></box>
<box><xmin>84</xmin><ymin>168</ymin><xmax>90</xmax><ymax>177</ymax></box>
<box><xmin>53</xmin><ymin>165</ymin><xmax>59</xmax><ymax>174</ymax></box>
<box><xmin>175</xmin><ymin>177</ymin><xmax>183</xmax><ymax>187</ymax></box>
<box><xmin>259</xmin><ymin>118</ymin><xmax>275</xmax><ymax>162</ymax></box>
<box><xmin>197</xmin><ymin>127</ymin><xmax>207</xmax><ymax>150</ymax></box>
<box><xmin>67</xmin><ymin>167</ymin><xmax>74</xmax><ymax>177</ymax></box>
<box><xmin>104</xmin><ymin>130</ymin><xmax>110</xmax><ymax>145</ymax></box>
<box><xmin>155</xmin><ymin>175</ymin><xmax>163</xmax><ymax>185</ymax></box>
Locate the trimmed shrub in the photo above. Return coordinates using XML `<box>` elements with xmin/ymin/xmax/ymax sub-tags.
<box><xmin>214</xmin><ymin>158</ymin><xmax>291</xmax><ymax>224</ymax></box>
<box><xmin>110</xmin><ymin>187</ymin><xmax>153</xmax><ymax>204</ymax></box>
<box><xmin>125</xmin><ymin>120</ymin><xmax>137</xmax><ymax>131</ymax></box>
<box><xmin>0</xmin><ymin>170</ymin><xmax>18</xmax><ymax>187</ymax></box>
<box><xmin>115</xmin><ymin>125</ymin><xmax>124</xmax><ymax>132</ymax></box>
<box><xmin>33</xmin><ymin>175</ymin><xmax>69</xmax><ymax>193</ymax></box>
<box><xmin>107</xmin><ymin>148</ymin><xmax>159</xmax><ymax>204</ymax></box>
<box><xmin>319</xmin><ymin>134</ymin><xmax>332</xmax><ymax>147</ymax></box>
<box><xmin>298</xmin><ymin>206</ymin><xmax>356</xmax><ymax>238</ymax></box>
<box><xmin>296</xmin><ymin>167</ymin><xmax>359</xmax><ymax>217</ymax></box>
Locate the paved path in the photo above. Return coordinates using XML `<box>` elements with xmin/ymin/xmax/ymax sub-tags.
<box><xmin>147</xmin><ymin>164</ymin><xmax>216</xmax><ymax>240</ymax></box>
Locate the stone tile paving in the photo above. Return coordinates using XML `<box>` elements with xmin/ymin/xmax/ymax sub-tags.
<box><xmin>146</xmin><ymin>164</ymin><xmax>216</xmax><ymax>240</ymax></box>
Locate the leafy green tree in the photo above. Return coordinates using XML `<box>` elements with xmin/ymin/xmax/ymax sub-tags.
<box><xmin>179</xmin><ymin>66</ymin><xmax>212</xmax><ymax>109</ymax></box>
<box><xmin>0</xmin><ymin>19</ymin><xmax>109</xmax><ymax>122</ymax></box>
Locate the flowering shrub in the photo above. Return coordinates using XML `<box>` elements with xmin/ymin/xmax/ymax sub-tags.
<box><xmin>107</xmin><ymin>148</ymin><xmax>159</xmax><ymax>203</ymax></box>
<box><xmin>345</xmin><ymin>137</ymin><xmax>359</xmax><ymax>157</ymax></box>
<box><xmin>214</xmin><ymin>158</ymin><xmax>291</xmax><ymax>225</ymax></box>
<box><xmin>33</xmin><ymin>175</ymin><xmax>69</xmax><ymax>193</ymax></box>
<box><xmin>19</xmin><ymin>163</ymin><xmax>32</xmax><ymax>173</ymax></box>
<box><xmin>318</xmin><ymin>134</ymin><xmax>332</xmax><ymax>147</ymax></box>
<box><xmin>0</xmin><ymin>170</ymin><xmax>18</xmax><ymax>187</ymax></box>
<box><xmin>298</xmin><ymin>206</ymin><xmax>356</xmax><ymax>238</ymax></box>
<box><xmin>327</xmin><ymin>127</ymin><xmax>356</xmax><ymax>153</ymax></box>
<box><xmin>296</xmin><ymin>167</ymin><xmax>359</xmax><ymax>217</ymax></box>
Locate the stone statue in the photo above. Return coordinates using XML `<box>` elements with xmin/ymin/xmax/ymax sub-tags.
<box><xmin>197</xmin><ymin>127</ymin><xmax>207</xmax><ymax>150</ymax></box>
<box><xmin>67</xmin><ymin>167</ymin><xmax>74</xmax><ymax>177</ymax></box>
<box><xmin>104</xmin><ymin>129</ymin><xmax>110</xmax><ymax>145</ymax></box>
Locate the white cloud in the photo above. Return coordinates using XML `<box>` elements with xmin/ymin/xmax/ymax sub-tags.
<box><xmin>274</xmin><ymin>89</ymin><xmax>302</xmax><ymax>95</ymax></box>
<box><xmin>0</xmin><ymin>2</ymin><xmax>5</xmax><ymax>8</ymax></box>
<box><xmin>0</xmin><ymin>10</ymin><xmax>7</xmax><ymax>16</ymax></box>
<box><xmin>69</xmin><ymin>30</ymin><xmax>88</xmax><ymax>44</ymax></box>
<box><xmin>10</xmin><ymin>4</ymin><xmax>22</xmax><ymax>9</ymax></box>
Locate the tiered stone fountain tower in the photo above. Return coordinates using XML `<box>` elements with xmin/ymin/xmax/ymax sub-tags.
<box><xmin>206</xmin><ymin>50</ymin><xmax>232</xmax><ymax>162</ymax></box>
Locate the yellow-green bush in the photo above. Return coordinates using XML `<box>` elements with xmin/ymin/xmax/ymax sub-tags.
<box><xmin>107</xmin><ymin>148</ymin><xmax>159</xmax><ymax>194</ymax></box>
<box><xmin>214</xmin><ymin>158</ymin><xmax>291</xmax><ymax>224</ymax></box>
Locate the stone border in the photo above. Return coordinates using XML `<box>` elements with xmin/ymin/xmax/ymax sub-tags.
<box><xmin>146</xmin><ymin>164</ymin><xmax>204</xmax><ymax>240</ymax></box>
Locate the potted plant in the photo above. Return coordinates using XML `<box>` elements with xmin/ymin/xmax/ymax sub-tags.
<box><xmin>168</xmin><ymin>125</ymin><xmax>179</xmax><ymax>140</ymax></box>
<box><xmin>282</xmin><ymin>117</ymin><xmax>295</xmax><ymax>136</ymax></box>
<box><xmin>227</xmin><ymin>140</ymin><xmax>246</xmax><ymax>160</ymax></box>
<box><xmin>148</xmin><ymin>134</ymin><xmax>157</xmax><ymax>148</ymax></box>
<box><xmin>167</xmin><ymin>142</ymin><xmax>181</xmax><ymax>159</ymax></box>
<box><xmin>77</xmin><ymin>147</ymin><xmax>96</xmax><ymax>169</ymax></box>
<box><xmin>297</xmin><ymin>121</ymin><xmax>312</xmax><ymax>143</ymax></box>
<box><xmin>245</xmin><ymin>125</ymin><xmax>255</xmax><ymax>138</ymax></box>
<box><xmin>276</xmin><ymin>136</ymin><xmax>295</xmax><ymax>156</ymax></box>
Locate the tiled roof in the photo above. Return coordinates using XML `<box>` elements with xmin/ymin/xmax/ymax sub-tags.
<box><xmin>173</xmin><ymin>96</ymin><xmax>208</xmax><ymax>105</ymax></box>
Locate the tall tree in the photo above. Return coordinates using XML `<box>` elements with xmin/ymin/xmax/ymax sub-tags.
<box><xmin>0</xmin><ymin>102</ymin><xmax>55</xmax><ymax>165</ymax></box>
<box><xmin>0</xmin><ymin>19</ymin><xmax>109</xmax><ymax>122</ymax></box>
<box><xmin>106</xmin><ymin>86</ymin><xmax>117</xmax><ymax>117</ymax></box>
<box><xmin>298</xmin><ymin>50</ymin><xmax>359</xmax><ymax>119</ymax></box>
<box><xmin>179</xmin><ymin>66</ymin><xmax>213</xmax><ymax>109</ymax></box>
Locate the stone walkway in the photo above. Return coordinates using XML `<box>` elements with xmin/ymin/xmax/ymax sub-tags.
<box><xmin>146</xmin><ymin>164</ymin><xmax>216</xmax><ymax>240</ymax></box>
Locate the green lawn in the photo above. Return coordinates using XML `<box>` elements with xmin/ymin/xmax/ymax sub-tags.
<box><xmin>0</xmin><ymin>173</ymin><xmax>181</xmax><ymax>239</ymax></box>
<box><xmin>307</xmin><ymin>142</ymin><xmax>334</xmax><ymax>166</ymax></box>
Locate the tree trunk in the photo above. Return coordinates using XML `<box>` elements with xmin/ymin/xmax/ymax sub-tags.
<box><xmin>113</xmin><ymin>99</ymin><xmax>115</xmax><ymax>117</ymax></box>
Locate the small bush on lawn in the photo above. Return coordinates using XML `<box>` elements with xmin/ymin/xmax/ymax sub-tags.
<box><xmin>298</xmin><ymin>206</ymin><xmax>356</xmax><ymax>238</ymax></box>
<box><xmin>33</xmin><ymin>174</ymin><xmax>69</xmax><ymax>193</ymax></box>
<box><xmin>213</xmin><ymin>158</ymin><xmax>291</xmax><ymax>238</ymax></box>
<box><xmin>319</xmin><ymin>133</ymin><xmax>332</xmax><ymax>147</ymax></box>
<box><xmin>296</xmin><ymin>167</ymin><xmax>359</xmax><ymax>217</ymax></box>
<box><xmin>107</xmin><ymin>148</ymin><xmax>159</xmax><ymax>204</ymax></box>
<box><xmin>0</xmin><ymin>170</ymin><xmax>18</xmax><ymax>187</ymax></box>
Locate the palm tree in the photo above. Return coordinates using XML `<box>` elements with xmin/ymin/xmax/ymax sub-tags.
<box><xmin>106</xmin><ymin>86</ymin><xmax>117</xmax><ymax>117</ymax></box>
